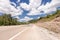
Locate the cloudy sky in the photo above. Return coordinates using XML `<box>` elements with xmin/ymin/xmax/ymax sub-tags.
<box><xmin>0</xmin><ymin>0</ymin><xmax>60</xmax><ymax>22</ymax></box>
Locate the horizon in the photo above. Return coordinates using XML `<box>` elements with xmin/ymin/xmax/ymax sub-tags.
<box><xmin>0</xmin><ymin>0</ymin><xmax>60</xmax><ymax>22</ymax></box>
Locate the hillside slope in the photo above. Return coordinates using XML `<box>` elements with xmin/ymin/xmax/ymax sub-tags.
<box><xmin>0</xmin><ymin>24</ymin><xmax>60</xmax><ymax>40</ymax></box>
<box><xmin>36</xmin><ymin>10</ymin><xmax>60</xmax><ymax>33</ymax></box>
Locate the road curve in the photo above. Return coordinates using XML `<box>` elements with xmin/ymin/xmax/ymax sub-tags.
<box><xmin>0</xmin><ymin>24</ymin><xmax>60</xmax><ymax>40</ymax></box>
<box><xmin>0</xmin><ymin>25</ymin><xmax>31</xmax><ymax>40</ymax></box>
<box><xmin>12</xmin><ymin>24</ymin><xmax>60</xmax><ymax>40</ymax></box>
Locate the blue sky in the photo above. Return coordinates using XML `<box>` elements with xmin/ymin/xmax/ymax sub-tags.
<box><xmin>0</xmin><ymin>0</ymin><xmax>60</xmax><ymax>22</ymax></box>
<box><xmin>41</xmin><ymin>0</ymin><xmax>51</xmax><ymax>5</ymax></box>
<box><xmin>10</xmin><ymin>0</ymin><xmax>52</xmax><ymax>4</ymax></box>
<box><xmin>10</xmin><ymin>0</ymin><xmax>52</xmax><ymax>20</ymax></box>
<box><xmin>10</xmin><ymin>0</ymin><xmax>52</xmax><ymax>7</ymax></box>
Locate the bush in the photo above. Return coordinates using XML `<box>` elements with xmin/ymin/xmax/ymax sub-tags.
<box><xmin>0</xmin><ymin>14</ymin><xmax>21</xmax><ymax>26</ymax></box>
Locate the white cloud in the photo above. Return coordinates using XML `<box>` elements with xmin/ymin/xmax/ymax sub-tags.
<box><xmin>20</xmin><ymin>3</ymin><xmax>31</xmax><ymax>11</ymax></box>
<box><xmin>38</xmin><ymin>0</ymin><xmax>60</xmax><ymax>13</ymax></box>
<box><xmin>19</xmin><ymin>16</ymin><xmax>33</xmax><ymax>22</ymax></box>
<box><xmin>27</xmin><ymin>0</ymin><xmax>60</xmax><ymax>15</ymax></box>
<box><xmin>27</xmin><ymin>8</ymin><xmax>41</xmax><ymax>15</ymax></box>
<box><xmin>29</xmin><ymin>0</ymin><xmax>42</xmax><ymax>8</ymax></box>
<box><xmin>13</xmin><ymin>16</ymin><xmax>20</xmax><ymax>20</ymax></box>
<box><xmin>37</xmin><ymin>17</ymin><xmax>40</xmax><ymax>19</ymax></box>
<box><xmin>10</xmin><ymin>2</ymin><xmax>16</xmax><ymax>7</ymax></box>
<box><xmin>44</xmin><ymin>7</ymin><xmax>56</xmax><ymax>13</ymax></box>
<box><xmin>20</xmin><ymin>0</ymin><xmax>42</xmax><ymax>11</ymax></box>
<box><xmin>17</xmin><ymin>0</ymin><xmax>20</xmax><ymax>3</ymax></box>
<box><xmin>0</xmin><ymin>0</ymin><xmax>60</xmax><ymax>22</ymax></box>
<box><xmin>0</xmin><ymin>0</ymin><xmax>23</xmax><ymax>17</ymax></box>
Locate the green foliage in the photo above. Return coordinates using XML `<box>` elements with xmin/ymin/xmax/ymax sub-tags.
<box><xmin>40</xmin><ymin>10</ymin><xmax>60</xmax><ymax>22</ymax></box>
<box><xmin>28</xmin><ymin>10</ymin><xmax>60</xmax><ymax>23</ymax></box>
<box><xmin>0</xmin><ymin>14</ymin><xmax>21</xmax><ymax>26</ymax></box>
<box><xmin>0</xmin><ymin>10</ymin><xmax>60</xmax><ymax>25</ymax></box>
<box><xmin>28</xmin><ymin>19</ymin><xmax>39</xmax><ymax>23</ymax></box>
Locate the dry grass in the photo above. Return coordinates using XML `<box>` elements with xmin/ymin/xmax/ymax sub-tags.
<box><xmin>36</xmin><ymin>17</ymin><xmax>60</xmax><ymax>33</ymax></box>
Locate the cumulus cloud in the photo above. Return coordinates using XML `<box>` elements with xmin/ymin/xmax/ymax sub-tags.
<box><xmin>29</xmin><ymin>0</ymin><xmax>42</xmax><ymax>8</ymax></box>
<box><xmin>27</xmin><ymin>0</ymin><xmax>60</xmax><ymax>15</ymax></box>
<box><xmin>0</xmin><ymin>0</ymin><xmax>60</xmax><ymax>22</ymax></box>
<box><xmin>18</xmin><ymin>16</ymin><xmax>33</xmax><ymax>22</ymax></box>
<box><xmin>10</xmin><ymin>2</ymin><xmax>16</xmax><ymax>7</ymax></box>
<box><xmin>0</xmin><ymin>0</ymin><xmax>23</xmax><ymax>17</ymax></box>
<box><xmin>20</xmin><ymin>3</ymin><xmax>31</xmax><ymax>11</ymax></box>
<box><xmin>27</xmin><ymin>8</ymin><xmax>40</xmax><ymax>15</ymax></box>
<box><xmin>17</xmin><ymin>0</ymin><xmax>20</xmax><ymax>3</ymax></box>
<box><xmin>39</xmin><ymin>0</ymin><xmax>60</xmax><ymax>13</ymax></box>
<box><xmin>20</xmin><ymin>0</ymin><xmax>60</xmax><ymax>16</ymax></box>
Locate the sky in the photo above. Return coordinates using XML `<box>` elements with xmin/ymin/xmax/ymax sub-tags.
<box><xmin>0</xmin><ymin>0</ymin><xmax>60</xmax><ymax>22</ymax></box>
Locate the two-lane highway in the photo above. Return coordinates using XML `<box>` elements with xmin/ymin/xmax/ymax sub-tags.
<box><xmin>0</xmin><ymin>25</ymin><xmax>31</xmax><ymax>40</ymax></box>
<box><xmin>0</xmin><ymin>24</ymin><xmax>60</xmax><ymax>40</ymax></box>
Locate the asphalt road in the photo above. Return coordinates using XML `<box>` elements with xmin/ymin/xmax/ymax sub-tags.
<box><xmin>0</xmin><ymin>24</ymin><xmax>60</xmax><ymax>40</ymax></box>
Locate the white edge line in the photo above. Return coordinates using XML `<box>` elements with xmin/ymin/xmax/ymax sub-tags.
<box><xmin>9</xmin><ymin>28</ymin><xmax>29</xmax><ymax>40</ymax></box>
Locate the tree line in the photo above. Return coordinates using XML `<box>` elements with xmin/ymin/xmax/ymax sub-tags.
<box><xmin>0</xmin><ymin>14</ymin><xmax>28</xmax><ymax>26</ymax></box>
<box><xmin>0</xmin><ymin>10</ymin><xmax>60</xmax><ymax>26</ymax></box>
<box><xmin>28</xmin><ymin>10</ymin><xmax>60</xmax><ymax>23</ymax></box>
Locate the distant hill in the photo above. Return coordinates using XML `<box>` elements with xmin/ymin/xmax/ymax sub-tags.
<box><xmin>0</xmin><ymin>10</ymin><xmax>60</xmax><ymax>26</ymax></box>
<box><xmin>35</xmin><ymin>10</ymin><xmax>60</xmax><ymax>33</ymax></box>
<box><xmin>0</xmin><ymin>14</ymin><xmax>28</xmax><ymax>26</ymax></box>
<box><xmin>28</xmin><ymin>10</ymin><xmax>60</xmax><ymax>23</ymax></box>
<box><xmin>37</xmin><ymin>10</ymin><xmax>60</xmax><ymax>22</ymax></box>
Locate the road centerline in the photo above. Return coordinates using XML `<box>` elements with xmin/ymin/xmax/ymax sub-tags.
<box><xmin>9</xmin><ymin>28</ymin><xmax>29</xmax><ymax>40</ymax></box>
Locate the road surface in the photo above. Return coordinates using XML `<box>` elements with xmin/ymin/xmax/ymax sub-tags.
<box><xmin>0</xmin><ymin>24</ymin><xmax>60</xmax><ymax>40</ymax></box>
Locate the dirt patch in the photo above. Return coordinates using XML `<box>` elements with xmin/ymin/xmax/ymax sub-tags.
<box><xmin>35</xmin><ymin>16</ymin><xmax>60</xmax><ymax>33</ymax></box>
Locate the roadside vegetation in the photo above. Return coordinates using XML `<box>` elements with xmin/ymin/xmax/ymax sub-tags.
<box><xmin>35</xmin><ymin>10</ymin><xmax>60</xmax><ymax>33</ymax></box>
<box><xmin>0</xmin><ymin>14</ymin><xmax>28</xmax><ymax>26</ymax></box>
<box><xmin>38</xmin><ymin>10</ymin><xmax>60</xmax><ymax>22</ymax></box>
<box><xmin>0</xmin><ymin>10</ymin><xmax>60</xmax><ymax>26</ymax></box>
<box><xmin>28</xmin><ymin>10</ymin><xmax>60</xmax><ymax>23</ymax></box>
